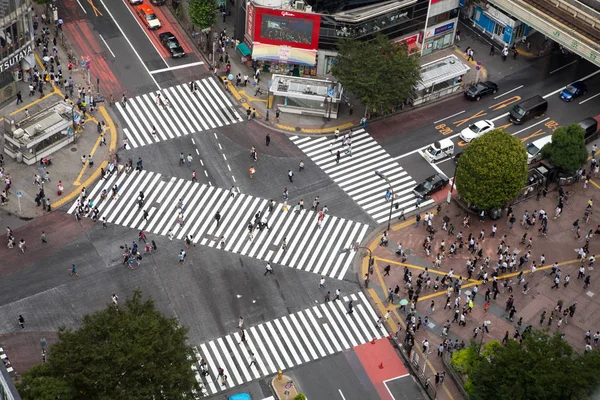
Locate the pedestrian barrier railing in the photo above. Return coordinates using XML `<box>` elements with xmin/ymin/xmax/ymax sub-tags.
<box><xmin>389</xmin><ymin>336</ymin><xmax>438</xmax><ymax>399</ymax></box>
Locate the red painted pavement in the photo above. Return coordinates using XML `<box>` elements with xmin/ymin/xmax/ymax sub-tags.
<box><xmin>62</xmin><ymin>20</ymin><xmax>123</xmax><ymax>96</ymax></box>
<box><xmin>430</xmin><ymin>178</ymin><xmax>455</xmax><ymax>203</ymax></box>
<box><xmin>354</xmin><ymin>338</ymin><xmax>409</xmax><ymax>400</ymax></box>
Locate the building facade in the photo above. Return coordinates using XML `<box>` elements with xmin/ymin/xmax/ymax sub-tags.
<box><xmin>237</xmin><ymin>0</ymin><xmax>461</xmax><ymax>76</ymax></box>
<box><xmin>0</xmin><ymin>0</ymin><xmax>35</xmax><ymax>102</ymax></box>
<box><xmin>466</xmin><ymin>2</ymin><xmax>532</xmax><ymax>46</ymax></box>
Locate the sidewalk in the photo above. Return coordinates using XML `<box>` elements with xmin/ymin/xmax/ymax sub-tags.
<box><xmin>363</xmin><ymin>178</ymin><xmax>600</xmax><ymax>399</ymax></box>
<box><xmin>207</xmin><ymin>18</ymin><xmax>489</xmax><ymax>135</ymax></box>
<box><xmin>0</xmin><ymin>11</ymin><xmax>117</xmax><ymax>220</ymax></box>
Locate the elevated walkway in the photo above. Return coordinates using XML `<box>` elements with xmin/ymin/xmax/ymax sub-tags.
<box><xmin>488</xmin><ymin>0</ymin><xmax>600</xmax><ymax>66</ymax></box>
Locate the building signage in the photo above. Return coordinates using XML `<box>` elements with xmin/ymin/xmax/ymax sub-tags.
<box><xmin>245</xmin><ymin>2</ymin><xmax>255</xmax><ymax>44</ymax></box>
<box><xmin>485</xmin><ymin>5</ymin><xmax>516</xmax><ymax>28</ymax></box>
<box><xmin>434</xmin><ymin>22</ymin><xmax>455</xmax><ymax>35</ymax></box>
<box><xmin>1</xmin><ymin>45</ymin><xmax>33</xmax><ymax>73</ymax></box>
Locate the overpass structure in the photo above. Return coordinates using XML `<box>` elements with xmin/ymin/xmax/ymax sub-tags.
<box><xmin>487</xmin><ymin>0</ymin><xmax>600</xmax><ymax>66</ymax></box>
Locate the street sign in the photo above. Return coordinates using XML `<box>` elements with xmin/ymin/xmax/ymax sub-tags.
<box><xmin>16</xmin><ymin>191</ymin><xmax>22</xmax><ymax>198</ymax></box>
<box><xmin>385</xmin><ymin>189</ymin><xmax>392</xmax><ymax>201</ymax></box>
<box><xmin>328</xmin><ymin>88</ymin><xmax>334</xmax><ymax>97</ymax></box>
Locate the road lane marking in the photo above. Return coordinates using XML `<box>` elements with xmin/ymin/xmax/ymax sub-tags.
<box><xmin>339</xmin><ymin>389</ymin><xmax>347</xmax><ymax>399</ymax></box>
<box><xmin>77</xmin><ymin>0</ymin><xmax>88</xmax><ymax>13</ymax></box>
<box><xmin>149</xmin><ymin>61</ymin><xmax>206</xmax><ymax>75</ymax></box>
<box><xmin>550</xmin><ymin>60</ymin><xmax>577</xmax><ymax>74</ymax></box>
<box><xmin>580</xmin><ymin>92</ymin><xmax>600</xmax><ymax>104</ymax></box>
<box><xmin>433</xmin><ymin>110</ymin><xmax>465</xmax><ymax>125</ymax></box>
<box><xmin>98</xmin><ymin>34</ymin><xmax>115</xmax><ymax>58</ymax></box>
<box><xmin>494</xmin><ymin>85</ymin><xmax>523</xmax><ymax>99</ymax></box>
<box><xmin>98</xmin><ymin>0</ymin><xmax>160</xmax><ymax>90</ymax></box>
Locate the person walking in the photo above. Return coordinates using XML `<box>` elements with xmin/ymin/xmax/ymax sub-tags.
<box><xmin>16</xmin><ymin>91</ymin><xmax>22</xmax><ymax>105</ymax></box>
<box><xmin>347</xmin><ymin>300</ymin><xmax>354</xmax><ymax>314</ymax></box>
<box><xmin>70</xmin><ymin>264</ymin><xmax>79</xmax><ymax>277</ymax></box>
<box><xmin>288</xmin><ymin>170</ymin><xmax>294</xmax><ymax>182</ymax></box>
<box><xmin>336</xmin><ymin>150</ymin><xmax>341</xmax><ymax>164</ymax></box>
<box><xmin>319</xmin><ymin>276</ymin><xmax>326</xmax><ymax>289</ymax></box>
<box><xmin>249</xmin><ymin>166</ymin><xmax>256</xmax><ymax>179</ymax></box>
<box><xmin>502</xmin><ymin>47</ymin><xmax>509</xmax><ymax>61</ymax></box>
<box><xmin>112</xmin><ymin>294</ymin><xmax>119</xmax><ymax>306</ymax></box>
<box><xmin>264</xmin><ymin>262</ymin><xmax>274</xmax><ymax>275</ymax></box>
<box><xmin>248</xmin><ymin>352</ymin><xmax>257</xmax><ymax>367</ymax></box>
<box><xmin>467</xmin><ymin>48</ymin><xmax>474</xmax><ymax>62</ymax></box>
<box><xmin>18</xmin><ymin>239</ymin><xmax>26</xmax><ymax>253</ymax></box>
<box><xmin>41</xmin><ymin>231</ymin><xmax>47</xmax><ymax>243</ymax></box>
<box><xmin>489</xmin><ymin>43</ymin><xmax>495</xmax><ymax>55</ymax></box>
<box><xmin>238</xmin><ymin>316</ymin><xmax>244</xmax><ymax>329</ymax></box>
<box><xmin>18</xmin><ymin>315</ymin><xmax>25</xmax><ymax>328</ymax></box>
<box><xmin>265</xmin><ymin>133</ymin><xmax>270</xmax><ymax>146</ymax></box>
<box><xmin>334</xmin><ymin>289</ymin><xmax>341</xmax><ymax>301</ymax></box>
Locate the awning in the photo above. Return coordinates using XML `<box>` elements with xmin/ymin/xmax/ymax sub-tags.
<box><xmin>237</xmin><ymin>43</ymin><xmax>251</xmax><ymax>57</ymax></box>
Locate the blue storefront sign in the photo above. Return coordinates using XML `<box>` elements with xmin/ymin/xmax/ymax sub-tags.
<box><xmin>434</xmin><ymin>22</ymin><xmax>455</xmax><ymax>35</ymax></box>
<box><xmin>459</xmin><ymin>0</ymin><xmax>465</xmax><ymax>7</ymax></box>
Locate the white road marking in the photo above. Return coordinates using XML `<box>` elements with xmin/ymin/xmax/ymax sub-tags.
<box><xmin>150</xmin><ymin>61</ymin><xmax>206</xmax><ymax>75</ymax></box>
<box><xmin>433</xmin><ymin>110</ymin><xmax>465</xmax><ymax>125</ymax></box>
<box><xmin>339</xmin><ymin>389</ymin><xmax>346</xmax><ymax>399</ymax></box>
<box><xmin>98</xmin><ymin>34</ymin><xmax>115</xmax><ymax>58</ymax></box>
<box><xmin>580</xmin><ymin>92</ymin><xmax>600</xmax><ymax>104</ymax></box>
<box><xmin>550</xmin><ymin>60</ymin><xmax>577</xmax><ymax>74</ymax></box>
<box><xmin>494</xmin><ymin>85</ymin><xmax>523</xmax><ymax>99</ymax></box>
<box><xmin>76</xmin><ymin>0</ymin><xmax>87</xmax><ymax>13</ymax></box>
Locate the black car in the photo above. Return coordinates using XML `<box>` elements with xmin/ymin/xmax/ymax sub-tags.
<box><xmin>465</xmin><ymin>81</ymin><xmax>498</xmax><ymax>101</ymax></box>
<box><xmin>159</xmin><ymin>32</ymin><xmax>185</xmax><ymax>58</ymax></box>
<box><xmin>413</xmin><ymin>173</ymin><xmax>449</xmax><ymax>198</ymax></box>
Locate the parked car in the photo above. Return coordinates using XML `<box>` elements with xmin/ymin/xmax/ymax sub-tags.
<box><xmin>464</xmin><ymin>81</ymin><xmax>498</xmax><ymax>101</ymax></box>
<box><xmin>459</xmin><ymin>120</ymin><xmax>495</xmax><ymax>142</ymax></box>
<box><xmin>413</xmin><ymin>173</ymin><xmax>449</xmax><ymax>198</ymax></box>
<box><xmin>421</xmin><ymin>138</ymin><xmax>454</xmax><ymax>163</ymax></box>
<box><xmin>159</xmin><ymin>32</ymin><xmax>185</xmax><ymax>58</ymax></box>
<box><xmin>136</xmin><ymin>4</ymin><xmax>161</xmax><ymax>30</ymax></box>
<box><xmin>560</xmin><ymin>81</ymin><xmax>587</xmax><ymax>102</ymax></box>
<box><xmin>129</xmin><ymin>0</ymin><xmax>143</xmax><ymax>5</ymax></box>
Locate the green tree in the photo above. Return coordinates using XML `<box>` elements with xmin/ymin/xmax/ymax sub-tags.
<box><xmin>188</xmin><ymin>0</ymin><xmax>217</xmax><ymax>30</ymax></box>
<box><xmin>456</xmin><ymin>129</ymin><xmax>527</xmax><ymax>210</ymax></box>
<box><xmin>467</xmin><ymin>330</ymin><xmax>600</xmax><ymax>400</ymax></box>
<box><xmin>17</xmin><ymin>290</ymin><xmax>200</xmax><ymax>400</ymax></box>
<box><xmin>332</xmin><ymin>33</ymin><xmax>420</xmax><ymax>116</ymax></box>
<box><xmin>294</xmin><ymin>394</ymin><xmax>307</xmax><ymax>400</ymax></box>
<box><xmin>541</xmin><ymin>124</ymin><xmax>588</xmax><ymax>173</ymax></box>
<box><xmin>32</xmin><ymin>0</ymin><xmax>53</xmax><ymax>6</ymax></box>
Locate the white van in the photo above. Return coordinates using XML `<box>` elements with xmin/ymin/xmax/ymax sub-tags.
<box><xmin>526</xmin><ymin>136</ymin><xmax>552</xmax><ymax>164</ymax></box>
<box><xmin>422</xmin><ymin>139</ymin><xmax>454</xmax><ymax>163</ymax></box>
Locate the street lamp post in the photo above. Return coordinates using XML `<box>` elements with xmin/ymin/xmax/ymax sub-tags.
<box><xmin>375</xmin><ymin>170</ymin><xmax>394</xmax><ymax>231</ymax></box>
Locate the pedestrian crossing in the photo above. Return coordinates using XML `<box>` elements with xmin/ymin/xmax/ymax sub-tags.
<box><xmin>290</xmin><ymin>129</ymin><xmax>434</xmax><ymax>224</ymax></box>
<box><xmin>191</xmin><ymin>292</ymin><xmax>387</xmax><ymax>395</ymax></box>
<box><xmin>116</xmin><ymin>78</ymin><xmax>244</xmax><ymax>149</ymax></box>
<box><xmin>67</xmin><ymin>171</ymin><xmax>369</xmax><ymax>280</ymax></box>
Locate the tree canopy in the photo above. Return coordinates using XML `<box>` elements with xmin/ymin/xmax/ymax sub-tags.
<box><xmin>456</xmin><ymin>129</ymin><xmax>527</xmax><ymax>210</ymax></box>
<box><xmin>17</xmin><ymin>290</ymin><xmax>200</xmax><ymax>400</ymax></box>
<box><xmin>452</xmin><ymin>330</ymin><xmax>600</xmax><ymax>400</ymax></box>
<box><xmin>541</xmin><ymin>124</ymin><xmax>588</xmax><ymax>173</ymax></box>
<box><xmin>188</xmin><ymin>0</ymin><xmax>217</xmax><ymax>30</ymax></box>
<box><xmin>332</xmin><ymin>33</ymin><xmax>420</xmax><ymax>116</ymax></box>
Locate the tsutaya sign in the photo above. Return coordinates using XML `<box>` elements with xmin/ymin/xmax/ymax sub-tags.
<box><xmin>0</xmin><ymin>45</ymin><xmax>33</xmax><ymax>73</ymax></box>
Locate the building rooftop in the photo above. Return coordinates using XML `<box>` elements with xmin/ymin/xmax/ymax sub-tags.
<box><xmin>416</xmin><ymin>54</ymin><xmax>470</xmax><ymax>90</ymax></box>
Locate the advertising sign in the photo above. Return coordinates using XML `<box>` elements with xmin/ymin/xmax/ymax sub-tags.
<box><xmin>245</xmin><ymin>2</ymin><xmax>255</xmax><ymax>44</ymax></box>
<box><xmin>252</xmin><ymin>6</ymin><xmax>321</xmax><ymax>51</ymax></box>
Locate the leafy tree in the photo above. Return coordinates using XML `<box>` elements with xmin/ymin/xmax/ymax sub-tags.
<box><xmin>541</xmin><ymin>124</ymin><xmax>588</xmax><ymax>173</ymax></box>
<box><xmin>17</xmin><ymin>290</ymin><xmax>200</xmax><ymax>400</ymax></box>
<box><xmin>466</xmin><ymin>330</ymin><xmax>600</xmax><ymax>400</ymax></box>
<box><xmin>32</xmin><ymin>0</ymin><xmax>53</xmax><ymax>6</ymax></box>
<box><xmin>456</xmin><ymin>129</ymin><xmax>527</xmax><ymax>210</ymax></box>
<box><xmin>294</xmin><ymin>394</ymin><xmax>307</xmax><ymax>400</ymax></box>
<box><xmin>332</xmin><ymin>33</ymin><xmax>420</xmax><ymax>116</ymax></box>
<box><xmin>188</xmin><ymin>0</ymin><xmax>218</xmax><ymax>30</ymax></box>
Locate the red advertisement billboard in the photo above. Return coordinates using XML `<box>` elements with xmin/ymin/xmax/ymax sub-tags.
<box><xmin>251</xmin><ymin>6</ymin><xmax>321</xmax><ymax>51</ymax></box>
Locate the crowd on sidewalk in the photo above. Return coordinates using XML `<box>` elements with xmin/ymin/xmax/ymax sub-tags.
<box><xmin>376</xmin><ymin>156</ymin><xmax>600</xmax><ymax>375</ymax></box>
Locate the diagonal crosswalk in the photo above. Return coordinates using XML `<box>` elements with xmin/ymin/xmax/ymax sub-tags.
<box><xmin>116</xmin><ymin>78</ymin><xmax>244</xmax><ymax>149</ymax></box>
<box><xmin>191</xmin><ymin>292</ymin><xmax>387</xmax><ymax>395</ymax></box>
<box><xmin>67</xmin><ymin>171</ymin><xmax>369</xmax><ymax>280</ymax></box>
<box><xmin>290</xmin><ymin>129</ymin><xmax>434</xmax><ymax>224</ymax></box>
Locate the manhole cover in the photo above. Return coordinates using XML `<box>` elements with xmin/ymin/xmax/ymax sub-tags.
<box><xmin>70</xmin><ymin>147</ymin><xmax>77</xmax><ymax>152</ymax></box>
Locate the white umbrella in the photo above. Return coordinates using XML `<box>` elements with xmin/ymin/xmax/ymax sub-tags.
<box><xmin>42</xmin><ymin>56</ymin><xmax>51</xmax><ymax>62</ymax></box>
<box><xmin>464</xmin><ymin>290</ymin><xmax>472</xmax><ymax>296</ymax></box>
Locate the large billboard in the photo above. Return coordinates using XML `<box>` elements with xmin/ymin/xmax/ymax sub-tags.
<box><xmin>252</xmin><ymin>7</ymin><xmax>320</xmax><ymax>51</ymax></box>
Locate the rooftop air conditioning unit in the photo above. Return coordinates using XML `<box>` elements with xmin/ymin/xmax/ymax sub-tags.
<box><xmin>294</xmin><ymin>0</ymin><xmax>305</xmax><ymax>10</ymax></box>
<box><xmin>13</xmin><ymin>128</ymin><xmax>24</xmax><ymax>138</ymax></box>
<box><xmin>305</xmin><ymin>5</ymin><xmax>312</xmax><ymax>12</ymax></box>
<box><xmin>34</xmin><ymin>124</ymin><xmax>42</xmax><ymax>134</ymax></box>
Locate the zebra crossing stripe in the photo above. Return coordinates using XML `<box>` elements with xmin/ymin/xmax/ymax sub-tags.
<box><xmin>193</xmin><ymin>295</ymin><xmax>386</xmax><ymax>395</ymax></box>
<box><xmin>116</xmin><ymin>78</ymin><xmax>243</xmax><ymax>149</ymax></box>
<box><xmin>68</xmin><ymin>171</ymin><xmax>369</xmax><ymax>280</ymax></box>
<box><xmin>290</xmin><ymin>129</ymin><xmax>434</xmax><ymax>224</ymax></box>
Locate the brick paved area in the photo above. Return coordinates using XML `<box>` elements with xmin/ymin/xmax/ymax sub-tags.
<box><xmin>367</xmin><ymin>178</ymin><xmax>600</xmax><ymax>399</ymax></box>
